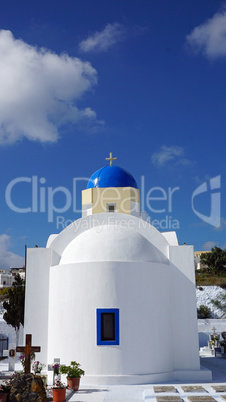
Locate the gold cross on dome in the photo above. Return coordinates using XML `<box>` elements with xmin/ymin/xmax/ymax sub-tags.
<box><xmin>105</xmin><ymin>152</ymin><xmax>117</xmax><ymax>166</ymax></box>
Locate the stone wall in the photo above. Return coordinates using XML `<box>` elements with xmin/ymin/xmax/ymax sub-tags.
<box><xmin>10</xmin><ymin>373</ymin><xmax>47</xmax><ymax>402</ymax></box>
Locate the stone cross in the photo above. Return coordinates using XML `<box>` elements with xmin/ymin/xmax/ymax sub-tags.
<box><xmin>212</xmin><ymin>327</ymin><xmax>218</xmax><ymax>336</ymax></box>
<box><xmin>105</xmin><ymin>152</ymin><xmax>117</xmax><ymax>166</ymax></box>
<box><xmin>3</xmin><ymin>343</ymin><xmax>16</xmax><ymax>371</ymax></box>
<box><xmin>16</xmin><ymin>334</ymin><xmax>41</xmax><ymax>373</ymax></box>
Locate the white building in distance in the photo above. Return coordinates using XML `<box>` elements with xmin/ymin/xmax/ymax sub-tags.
<box><xmin>0</xmin><ymin>267</ymin><xmax>25</xmax><ymax>288</ymax></box>
<box><xmin>24</xmin><ymin>155</ymin><xmax>212</xmax><ymax>384</ymax></box>
<box><xmin>194</xmin><ymin>251</ymin><xmax>211</xmax><ymax>270</ymax></box>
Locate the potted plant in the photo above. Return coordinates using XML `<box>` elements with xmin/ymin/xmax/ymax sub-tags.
<box><xmin>0</xmin><ymin>374</ymin><xmax>15</xmax><ymax>402</ymax></box>
<box><xmin>60</xmin><ymin>361</ymin><xmax>84</xmax><ymax>391</ymax></box>
<box><xmin>52</xmin><ymin>379</ymin><xmax>68</xmax><ymax>402</ymax></box>
<box><xmin>52</xmin><ymin>363</ymin><xmax>60</xmax><ymax>377</ymax></box>
<box><xmin>0</xmin><ymin>383</ymin><xmax>10</xmax><ymax>402</ymax></box>
<box><xmin>32</xmin><ymin>361</ymin><xmax>47</xmax><ymax>388</ymax></box>
<box><xmin>32</xmin><ymin>360</ymin><xmax>45</xmax><ymax>375</ymax></box>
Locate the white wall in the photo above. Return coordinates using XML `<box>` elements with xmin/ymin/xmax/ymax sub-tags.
<box><xmin>47</xmin><ymin>262</ymin><xmax>172</xmax><ymax>379</ymax></box>
<box><xmin>47</xmin><ymin>257</ymin><xmax>207</xmax><ymax>384</ymax></box>
<box><xmin>24</xmin><ymin>214</ymin><xmax>210</xmax><ymax>384</ymax></box>
<box><xmin>24</xmin><ymin>248</ymin><xmax>56</xmax><ymax>364</ymax></box>
<box><xmin>169</xmin><ymin>246</ymin><xmax>200</xmax><ymax>373</ymax></box>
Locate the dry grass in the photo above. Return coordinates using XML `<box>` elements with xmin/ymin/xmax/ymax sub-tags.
<box><xmin>195</xmin><ymin>271</ymin><xmax>226</xmax><ymax>288</ymax></box>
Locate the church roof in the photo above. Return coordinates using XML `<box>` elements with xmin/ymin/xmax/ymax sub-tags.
<box><xmin>60</xmin><ymin>224</ymin><xmax>168</xmax><ymax>264</ymax></box>
<box><xmin>87</xmin><ymin>165</ymin><xmax>138</xmax><ymax>189</ymax></box>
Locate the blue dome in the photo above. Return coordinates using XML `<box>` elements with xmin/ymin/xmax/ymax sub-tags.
<box><xmin>87</xmin><ymin>166</ymin><xmax>138</xmax><ymax>189</ymax></box>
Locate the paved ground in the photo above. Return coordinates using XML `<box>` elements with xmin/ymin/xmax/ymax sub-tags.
<box><xmin>67</xmin><ymin>356</ymin><xmax>226</xmax><ymax>402</ymax></box>
<box><xmin>0</xmin><ymin>354</ymin><xmax>226</xmax><ymax>401</ymax></box>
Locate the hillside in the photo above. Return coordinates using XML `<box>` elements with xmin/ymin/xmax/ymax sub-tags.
<box><xmin>196</xmin><ymin>286</ymin><xmax>226</xmax><ymax>318</ymax></box>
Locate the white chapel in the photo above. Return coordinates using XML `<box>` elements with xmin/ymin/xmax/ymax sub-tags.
<box><xmin>24</xmin><ymin>153</ymin><xmax>211</xmax><ymax>384</ymax></box>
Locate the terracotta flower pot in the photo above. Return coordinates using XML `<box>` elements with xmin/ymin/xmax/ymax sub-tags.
<box><xmin>0</xmin><ymin>393</ymin><xmax>9</xmax><ymax>402</ymax></box>
<box><xmin>52</xmin><ymin>387</ymin><xmax>66</xmax><ymax>402</ymax></box>
<box><xmin>67</xmin><ymin>377</ymin><xmax>80</xmax><ymax>391</ymax></box>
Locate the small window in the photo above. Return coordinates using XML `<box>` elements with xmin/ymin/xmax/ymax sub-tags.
<box><xmin>97</xmin><ymin>309</ymin><xmax>119</xmax><ymax>345</ymax></box>
<box><xmin>101</xmin><ymin>313</ymin><xmax>115</xmax><ymax>341</ymax></box>
<box><xmin>106</xmin><ymin>203</ymin><xmax>116</xmax><ymax>213</ymax></box>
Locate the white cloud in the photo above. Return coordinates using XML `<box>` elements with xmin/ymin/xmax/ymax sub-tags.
<box><xmin>0</xmin><ymin>234</ymin><xmax>24</xmax><ymax>269</ymax></box>
<box><xmin>202</xmin><ymin>241</ymin><xmax>217</xmax><ymax>250</ymax></box>
<box><xmin>0</xmin><ymin>30</ymin><xmax>100</xmax><ymax>144</ymax></box>
<box><xmin>186</xmin><ymin>7</ymin><xmax>226</xmax><ymax>59</ymax></box>
<box><xmin>79</xmin><ymin>23</ymin><xmax>126</xmax><ymax>53</ymax></box>
<box><xmin>151</xmin><ymin>145</ymin><xmax>191</xmax><ymax>168</ymax></box>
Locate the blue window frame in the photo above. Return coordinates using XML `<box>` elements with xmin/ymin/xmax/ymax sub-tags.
<box><xmin>97</xmin><ymin>308</ymin><xmax>119</xmax><ymax>345</ymax></box>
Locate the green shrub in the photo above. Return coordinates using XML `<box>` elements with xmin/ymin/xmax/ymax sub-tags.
<box><xmin>197</xmin><ymin>304</ymin><xmax>211</xmax><ymax>319</ymax></box>
<box><xmin>60</xmin><ymin>361</ymin><xmax>85</xmax><ymax>378</ymax></box>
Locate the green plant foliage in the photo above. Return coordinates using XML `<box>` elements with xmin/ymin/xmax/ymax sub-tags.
<box><xmin>200</xmin><ymin>247</ymin><xmax>226</xmax><ymax>274</ymax></box>
<box><xmin>197</xmin><ymin>304</ymin><xmax>211</xmax><ymax>319</ymax></box>
<box><xmin>3</xmin><ymin>274</ymin><xmax>25</xmax><ymax>330</ymax></box>
<box><xmin>0</xmin><ymin>288</ymin><xmax>10</xmax><ymax>295</ymax></box>
<box><xmin>60</xmin><ymin>361</ymin><xmax>85</xmax><ymax>378</ymax></box>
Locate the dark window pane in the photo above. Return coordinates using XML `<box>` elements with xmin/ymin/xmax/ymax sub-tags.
<box><xmin>101</xmin><ymin>313</ymin><xmax>115</xmax><ymax>341</ymax></box>
<box><xmin>108</xmin><ymin>205</ymin><xmax>115</xmax><ymax>212</ymax></box>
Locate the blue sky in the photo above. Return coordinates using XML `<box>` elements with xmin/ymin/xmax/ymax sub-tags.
<box><xmin>0</xmin><ymin>0</ymin><xmax>225</xmax><ymax>268</ymax></box>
